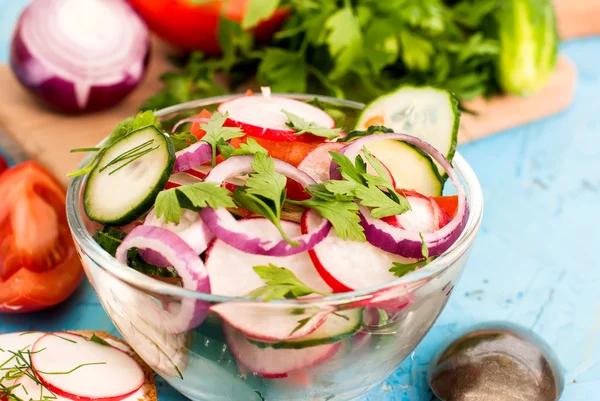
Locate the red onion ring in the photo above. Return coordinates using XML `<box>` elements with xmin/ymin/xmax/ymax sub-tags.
<box><xmin>171</xmin><ymin>117</ymin><xmax>210</xmax><ymax>133</ymax></box>
<box><xmin>115</xmin><ymin>226</ymin><xmax>210</xmax><ymax>333</ymax></box>
<box><xmin>331</xmin><ymin>133</ymin><xmax>468</xmax><ymax>258</ymax></box>
<box><xmin>200</xmin><ymin>155</ymin><xmax>331</xmax><ymax>256</ymax></box>
<box><xmin>172</xmin><ymin>141</ymin><xmax>212</xmax><ymax>173</ymax></box>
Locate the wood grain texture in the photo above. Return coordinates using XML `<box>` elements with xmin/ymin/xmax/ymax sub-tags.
<box><xmin>555</xmin><ymin>0</ymin><xmax>600</xmax><ymax>40</ymax></box>
<box><xmin>459</xmin><ymin>56</ymin><xmax>576</xmax><ymax>144</ymax></box>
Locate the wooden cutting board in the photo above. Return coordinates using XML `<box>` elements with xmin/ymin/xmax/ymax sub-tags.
<box><xmin>1</xmin><ymin>0</ymin><xmax>594</xmax><ymax>184</ymax></box>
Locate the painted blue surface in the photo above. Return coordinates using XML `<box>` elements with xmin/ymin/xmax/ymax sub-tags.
<box><xmin>1</xmin><ymin>2</ymin><xmax>599</xmax><ymax>399</ymax></box>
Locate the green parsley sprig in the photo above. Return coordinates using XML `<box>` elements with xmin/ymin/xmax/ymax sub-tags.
<box><xmin>217</xmin><ymin>137</ymin><xmax>268</xmax><ymax>159</ymax></box>
<box><xmin>198</xmin><ymin>112</ymin><xmax>245</xmax><ymax>167</ymax></box>
<box><xmin>389</xmin><ymin>234</ymin><xmax>431</xmax><ymax>277</ymax></box>
<box><xmin>233</xmin><ymin>153</ymin><xmax>298</xmax><ymax>246</ymax></box>
<box><xmin>246</xmin><ymin>264</ymin><xmax>329</xmax><ymax>301</ymax></box>
<box><xmin>154</xmin><ymin>182</ymin><xmax>236</xmax><ymax>224</ymax></box>
<box><xmin>282</xmin><ymin>109</ymin><xmax>342</xmax><ymax>140</ymax></box>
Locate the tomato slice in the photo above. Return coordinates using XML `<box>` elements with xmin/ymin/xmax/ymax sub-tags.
<box><xmin>0</xmin><ymin>161</ymin><xmax>82</xmax><ymax>313</ymax></box>
<box><xmin>432</xmin><ymin>195</ymin><xmax>459</xmax><ymax>219</ymax></box>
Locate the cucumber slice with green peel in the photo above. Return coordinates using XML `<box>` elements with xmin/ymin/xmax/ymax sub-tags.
<box><xmin>356</xmin><ymin>85</ymin><xmax>460</xmax><ymax>181</ymax></box>
<box><xmin>364</xmin><ymin>139</ymin><xmax>443</xmax><ymax>196</ymax></box>
<box><xmin>84</xmin><ymin>125</ymin><xmax>175</xmax><ymax>225</ymax></box>
<box><xmin>248</xmin><ymin>309</ymin><xmax>362</xmax><ymax>350</ymax></box>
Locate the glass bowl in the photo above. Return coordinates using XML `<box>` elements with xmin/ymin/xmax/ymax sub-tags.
<box><xmin>66</xmin><ymin>94</ymin><xmax>483</xmax><ymax>401</ymax></box>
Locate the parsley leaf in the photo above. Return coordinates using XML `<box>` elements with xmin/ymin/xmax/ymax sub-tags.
<box><xmin>242</xmin><ymin>0</ymin><xmax>281</xmax><ymax>29</ymax></box>
<box><xmin>389</xmin><ymin>234</ymin><xmax>430</xmax><ymax>277</ymax></box>
<box><xmin>155</xmin><ymin>183</ymin><xmax>235</xmax><ymax>224</ymax></box>
<box><xmin>294</xmin><ymin>198</ymin><xmax>365</xmax><ymax>242</ymax></box>
<box><xmin>246</xmin><ymin>264</ymin><xmax>328</xmax><ymax>301</ymax></box>
<box><xmin>338</xmin><ymin>125</ymin><xmax>394</xmax><ymax>143</ymax></box>
<box><xmin>199</xmin><ymin>112</ymin><xmax>245</xmax><ymax>166</ymax></box>
<box><xmin>219</xmin><ymin>137</ymin><xmax>268</xmax><ymax>159</ymax></box>
<box><xmin>329</xmin><ymin>152</ymin><xmax>366</xmax><ymax>184</ymax></box>
<box><xmin>325</xmin><ymin>6</ymin><xmax>363</xmax><ymax>80</ymax></box>
<box><xmin>169</xmin><ymin>131</ymin><xmax>198</xmax><ymax>152</ymax></box>
<box><xmin>354</xmin><ymin>184</ymin><xmax>410</xmax><ymax>219</ymax></box>
<box><xmin>233</xmin><ymin>153</ymin><xmax>298</xmax><ymax>246</ymax></box>
<box><xmin>68</xmin><ymin>111</ymin><xmax>162</xmax><ymax>177</ymax></box>
<box><xmin>282</xmin><ymin>110</ymin><xmax>341</xmax><ymax>140</ymax></box>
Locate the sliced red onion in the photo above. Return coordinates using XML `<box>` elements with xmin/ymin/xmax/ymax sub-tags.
<box><xmin>141</xmin><ymin>208</ymin><xmax>213</xmax><ymax>267</ymax></box>
<box><xmin>331</xmin><ymin>133</ymin><xmax>468</xmax><ymax>258</ymax></box>
<box><xmin>171</xmin><ymin>117</ymin><xmax>209</xmax><ymax>133</ymax></box>
<box><xmin>10</xmin><ymin>0</ymin><xmax>149</xmax><ymax>113</ymax></box>
<box><xmin>200</xmin><ymin>155</ymin><xmax>331</xmax><ymax>256</ymax></box>
<box><xmin>172</xmin><ymin>141</ymin><xmax>212</xmax><ymax>173</ymax></box>
<box><xmin>116</xmin><ymin>226</ymin><xmax>210</xmax><ymax>333</ymax></box>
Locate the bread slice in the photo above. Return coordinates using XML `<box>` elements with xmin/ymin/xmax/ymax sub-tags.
<box><xmin>74</xmin><ymin>330</ymin><xmax>157</xmax><ymax>401</ymax></box>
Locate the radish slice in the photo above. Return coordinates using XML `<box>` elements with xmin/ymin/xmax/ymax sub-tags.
<box><xmin>380</xmin><ymin>190</ymin><xmax>444</xmax><ymax>232</ymax></box>
<box><xmin>302</xmin><ymin>209</ymin><xmax>417</xmax><ymax>292</ymax></box>
<box><xmin>142</xmin><ymin>208</ymin><xmax>213</xmax><ymax>267</ymax></box>
<box><xmin>298</xmin><ymin>142</ymin><xmax>396</xmax><ymax>186</ymax></box>
<box><xmin>12</xmin><ymin>375</ymin><xmax>71</xmax><ymax>401</ymax></box>
<box><xmin>331</xmin><ymin>133</ymin><xmax>468</xmax><ymax>258</ymax></box>
<box><xmin>116</xmin><ymin>225</ymin><xmax>210</xmax><ymax>332</ymax></box>
<box><xmin>218</xmin><ymin>96</ymin><xmax>335</xmax><ymax>143</ymax></box>
<box><xmin>0</xmin><ymin>331</ymin><xmax>45</xmax><ymax>385</ymax></box>
<box><xmin>298</xmin><ymin>142</ymin><xmax>344</xmax><ymax>182</ymax></box>
<box><xmin>224</xmin><ymin>324</ymin><xmax>341</xmax><ymax>377</ymax></box>
<box><xmin>206</xmin><ymin>218</ymin><xmax>333</xmax><ymax>342</ymax></box>
<box><xmin>200</xmin><ymin>156</ymin><xmax>331</xmax><ymax>256</ymax></box>
<box><xmin>31</xmin><ymin>333</ymin><xmax>144</xmax><ymax>401</ymax></box>
<box><xmin>173</xmin><ymin>141</ymin><xmax>212</xmax><ymax>173</ymax></box>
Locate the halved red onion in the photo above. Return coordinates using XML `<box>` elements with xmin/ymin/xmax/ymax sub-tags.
<box><xmin>10</xmin><ymin>0</ymin><xmax>149</xmax><ymax>113</ymax></box>
<box><xmin>331</xmin><ymin>133</ymin><xmax>468</xmax><ymax>258</ymax></box>
<box><xmin>172</xmin><ymin>141</ymin><xmax>212</xmax><ymax>173</ymax></box>
<box><xmin>171</xmin><ymin>117</ymin><xmax>210</xmax><ymax>133</ymax></box>
<box><xmin>141</xmin><ymin>208</ymin><xmax>213</xmax><ymax>267</ymax></box>
<box><xmin>200</xmin><ymin>156</ymin><xmax>331</xmax><ymax>256</ymax></box>
<box><xmin>115</xmin><ymin>226</ymin><xmax>210</xmax><ymax>333</ymax></box>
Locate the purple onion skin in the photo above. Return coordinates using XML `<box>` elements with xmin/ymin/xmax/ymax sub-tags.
<box><xmin>9</xmin><ymin>17</ymin><xmax>150</xmax><ymax>114</ymax></box>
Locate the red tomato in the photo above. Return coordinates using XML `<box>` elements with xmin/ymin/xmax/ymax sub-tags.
<box><xmin>433</xmin><ymin>196</ymin><xmax>459</xmax><ymax>219</ymax></box>
<box><xmin>127</xmin><ymin>0</ymin><xmax>289</xmax><ymax>55</ymax></box>
<box><xmin>0</xmin><ymin>162</ymin><xmax>82</xmax><ymax>313</ymax></box>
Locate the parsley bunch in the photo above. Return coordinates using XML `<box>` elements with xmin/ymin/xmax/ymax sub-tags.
<box><xmin>142</xmin><ymin>0</ymin><xmax>501</xmax><ymax>111</ymax></box>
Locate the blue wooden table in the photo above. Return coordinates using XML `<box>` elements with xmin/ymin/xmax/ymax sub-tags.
<box><xmin>1</xmin><ymin>2</ymin><xmax>599</xmax><ymax>400</ymax></box>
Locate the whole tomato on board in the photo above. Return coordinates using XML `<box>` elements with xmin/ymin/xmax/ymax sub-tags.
<box><xmin>0</xmin><ymin>162</ymin><xmax>82</xmax><ymax>313</ymax></box>
<box><xmin>127</xmin><ymin>0</ymin><xmax>289</xmax><ymax>55</ymax></box>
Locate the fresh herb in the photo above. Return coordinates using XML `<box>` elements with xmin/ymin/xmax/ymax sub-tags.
<box><xmin>89</xmin><ymin>334</ymin><xmax>110</xmax><ymax>347</ymax></box>
<box><xmin>246</xmin><ymin>264</ymin><xmax>329</xmax><ymax>301</ymax></box>
<box><xmin>288</xmin><ymin>197</ymin><xmax>365</xmax><ymax>241</ymax></box>
<box><xmin>142</xmin><ymin>0</ymin><xmax>501</xmax><ymax>109</ymax></box>
<box><xmin>255</xmin><ymin>390</ymin><xmax>266</xmax><ymax>401</ymax></box>
<box><xmin>69</xmin><ymin>111</ymin><xmax>162</xmax><ymax>177</ymax></box>
<box><xmin>169</xmin><ymin>131</ymin><xmax>198</xmax><ymax>152</ymax></box>
<box><xmin>198</xmin><ymin>112</ymin><xmax>245</xmax><ymax>166</ymax></box>
<box><xmin>233</xmin><ymin>153</ymin><xmax>298</xmax><ymax>246</ymax></box>
<box><xmin>282</xmin><ymin>109</ymin><xmax>341</xmax><ymax>140</ymax></box>
<box><xmin>98</xmin><ymin>139</ymin><xmax>160</xmax><ymax>176</ymax></box>
<box><xmin>217</xmin><ymin>137</ymin><xmax>268</xmax><ymax>159</ymax></box>
<box><xmin>337</xmin><ymin>125</ymin><xmax>394</xmax><ymax>143</ymax></box>
<box><xmin>93</xmin><ymin>226</ymin><xmax>127</xmax><ymax>256</ymax></box>
<box><xmin>155</xmin><ymin>183</ymin><xmax>236</xmax><ymax>224</ymax></box>
<box><xmin>389</xmin><ymin>234</ymin><xmax>430</xmax><ymax>277</ymax></box>
<box><xmin>329</xmin><ymin>150</ymin><xmax>411</xmax><ymax>218</ymax></box>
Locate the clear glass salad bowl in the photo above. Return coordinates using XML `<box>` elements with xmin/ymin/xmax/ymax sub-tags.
<box><xmin>66</xmin><ymin>94</ymin><xmax>483</xmax><ymax>401</ymax></box>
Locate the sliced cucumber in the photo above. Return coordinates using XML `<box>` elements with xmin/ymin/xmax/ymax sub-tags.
<box><xmin>249</xmin><ymin>309</ymin><xmax>362</xmax><ymax>350</ymax></box>
<box><xmin>84</xmin><ymin>125</ymin><xmax>175</xmax><ymax>225</ymax></box>
<box><xmin>364</xmin><ymin>139</ymin><xmax>443</xmax><ymax>196</ymax></box>
<box><xmin>356</xmin><ymin>85</ymin><xmax>460</xmax><ymax>181</ymax></box>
